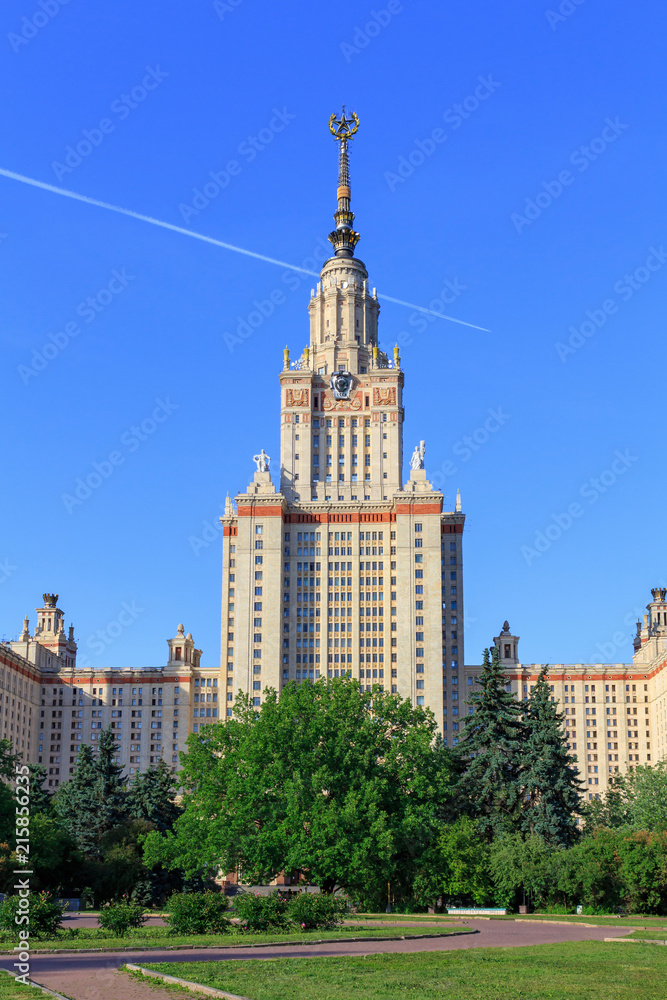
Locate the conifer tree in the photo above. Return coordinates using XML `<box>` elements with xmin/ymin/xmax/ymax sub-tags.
<box><xmin>54</xmin><ymin>731</ymin><xmax>128</xmax><ymax>857</ymax></box>
<box><xmin>96</xmin><ymin>728</ymin><xmax>128</xmax><ymax>831</ymax></box>
<box><xmin>521</xmin><ymin>667</ymin><xmax>583</xmax><ymax>847</ymax></box>
<box><xmin>27</xmin><ymin>764</ymin><xmax>52</xmax><ymax>814</ymax></box>
<box><xmin>54</xmin><ymin>744</ymin><xmax>102</xmax><ymax>857</ymax></box>
<box><xmin>127</xmin><ymin>759</ymin><xmax>181</xmax><ymax>833</ymax></box>
<box><xmin>456</xmin><ymin>646</ymin><xmax>525</xmax><ymax>840</ymax></box>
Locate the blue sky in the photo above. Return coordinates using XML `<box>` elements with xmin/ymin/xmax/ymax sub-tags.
<box><xmin>1</xmin><ymin>0</ymin><xmax>665</xmax><ymax>670</ymax></box>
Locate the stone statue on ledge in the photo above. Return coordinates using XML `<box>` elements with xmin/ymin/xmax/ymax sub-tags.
<box><xmin>253</xmin><ymin>449</ymin><xmax>270</xmax><ymax>473</ymax></box>
<box><xmin>410</xmin><ymin>440</ymin><xmax>425</xmax><ymax>471</ymax></box>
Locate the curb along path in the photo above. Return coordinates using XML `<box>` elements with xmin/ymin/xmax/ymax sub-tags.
<box><xmin>2</xmin><ymin>920</ymin><xmax>631</xmax><ymax>1000</ymax></box>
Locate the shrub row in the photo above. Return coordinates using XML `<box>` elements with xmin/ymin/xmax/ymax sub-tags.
<box><xmin>167</xmin><ymin>890</ymin><xmax>346</xmax><ymax>934</ymax></box>
<box><xmin>0</xmin><ymin>889</ymin><xmax>347</xmax><ymax>940</ymax></box>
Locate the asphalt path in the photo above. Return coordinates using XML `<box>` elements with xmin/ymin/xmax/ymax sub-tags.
<box><xmin>0</xmin><ymin>919</ymin><xmax>631</xmax><ymax>985</ymax></box>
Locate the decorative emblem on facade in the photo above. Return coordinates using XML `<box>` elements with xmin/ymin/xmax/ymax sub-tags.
<box><xmin>330</xmin><ymin>370</ymin><xmax>353</xmax><ymax>400</ymax></box>
<box><xmin>321</xmin><ymin>390</ymin><xmax>361</xmax><ymax>411</ymax></box>
<box><xmin>253</xmin><ymin>449</ymin><xmax>270</xmax><ymax>472</ymax></box>
<box><xmin>410</xmin><ymin>440</ymin><xmax>425</xmax><ymax>471</ymax></box>
<box><xmin>285</xmin><ymin>388</ymin><xmax>309</xmax><ymax>407</ymax></box>
<box><xmin>373</xmin><ymin>386</ymin><xmax>396</xmax><ymax>406</ymax></box>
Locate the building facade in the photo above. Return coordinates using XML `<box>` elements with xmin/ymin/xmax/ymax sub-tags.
<box><xmin>219</xmin><ymin>110</ymin><xmax>464</xmax><ymax>729</ymax></box>
<box><xmin>461</xmin><ymin>586</ymin><xmax>667</xmax><ymax>800</ymax></box>
<box><xmin>1</xmin><ymin>594</ymin><xmax>218</xmax><ymax>789</ymax></box>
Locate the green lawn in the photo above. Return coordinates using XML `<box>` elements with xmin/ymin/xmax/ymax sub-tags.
<box><xmin>0</xmin><ymin>972</ymin><xmax>49</xmax><ymax>1000</ymax></box>
<box><xmin>142</xmin><ymin>941</ymin><xmax>667</xmax><ymax>999</ymax></box>
<box><xmin>0</xmin><ymin>924</ymin><xmax>467</xmax><ymax>953</ymax></box>
<box><xmin>358</xmin><ymin>911</ymin><xmax>667</xmax><ymax>928</ymax></box>
<box><xmin>622</xmin><ymin>930</ymin><xmax>667</xmax><ymax>940</ymax></box>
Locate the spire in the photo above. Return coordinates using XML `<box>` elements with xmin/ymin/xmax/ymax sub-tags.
<box><xmin>327</xmin><ymin>106</ymin><xmax>360</xmax><ymax>258</ymax></box>
<box><xmin>455</xmin><ymin>489</ymin><xmax>461</xmax><ymax>513</ymax></box>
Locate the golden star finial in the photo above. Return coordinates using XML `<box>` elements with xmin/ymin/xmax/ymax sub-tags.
<box><xmin>329</xmin><ymin>107</ymin><xmax>359</xmax><ymax>141</ymax></box>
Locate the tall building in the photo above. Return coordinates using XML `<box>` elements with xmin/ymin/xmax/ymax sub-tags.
<box><xmin>1</xmin><ymin>593</ymin><xmax>218</xmax><ymax>789</ymax></box>
<box><xmin>462</xmin><ymin>585</ymin><xmax>667</xmax><ymax>800</ymax></box>
<box><xmin>219</xmin><ymin>110</ymin><xmax>465</xmax><ymax>734</ymax></box>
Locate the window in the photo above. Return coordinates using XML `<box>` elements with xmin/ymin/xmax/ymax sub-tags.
<box><xmin>415</xmin><ymin>523</ymin><xmax>422</xmax><ymax>532</ymax></box>
<box><xmin>255</xmin><ymin>525</ymin><xmax>263</xmax><ymax>534</ymax></box>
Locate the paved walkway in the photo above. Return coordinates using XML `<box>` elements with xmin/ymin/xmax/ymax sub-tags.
<box><xmin>2</xmin><ymin>920</ymin><xmax>631</xmax><ymax>1000</ymax></box>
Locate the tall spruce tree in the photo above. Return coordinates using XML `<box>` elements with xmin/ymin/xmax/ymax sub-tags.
<box><xmin>54</xmin><ymin>744</ymin><xmax>102</xmax><ymax>856</ymax></box>
<box><xmin>127</xmin><ymin>760</ymin><xmax>181</xmax><ymax>833</ymax></box>
<box><xmin>96</xmin><ymin>728</ymin><xmax>128</xmax><ymax>831</ymax></box>
<box><xmin>456</xmin><ymin>646</ymin><xmax>525</xmax><ymax>840</ymax></box>
<box><xmin>521</xmin><ymin>667</ymin><xmax>583</xmax><ymax>847</ymax></box>
<box><xmin>27</xmin><ymin>764</ymin><xmax>52</xmax><ymax>814</ymax></box>
<box><xmin>54</xmin><ymin>731</ymin><xmax>128</xmax><ymax>857</ymax></box>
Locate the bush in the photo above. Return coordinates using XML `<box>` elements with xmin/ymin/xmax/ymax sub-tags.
<box><xmin>0</xmin><ymin>891</ymin><xmax>64</xmax><ymax>939</ymax></box>
<box><xmin>166</xmin><ymin>891</ymin><xmax>230</xmax><ymax>935</ymax></box>
<box><xmin>233</xmin><ymin>891</ymin><xmax>290</xmax><ymax>932</ymax></box>
<box><xmin>288</xmin><ymin>892</ymin><xmax>347</xmax><ymax>930</ymax></box>
<box><xmin>98</xmin><ymin>898</ymin><xmax>147</xmax><ymax>937</ymax></box>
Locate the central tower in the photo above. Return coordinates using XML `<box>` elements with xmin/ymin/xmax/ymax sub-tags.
<box><xmin>279</xmin><ymin>108</ymin><xmax>402</xmax><ymax>505</ymax></box>
<box><xmin>220</xmin><ymin>111</ymin><xmax>465</xmax><ymax>741</ymax></box>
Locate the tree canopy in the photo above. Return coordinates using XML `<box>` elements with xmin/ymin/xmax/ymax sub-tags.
<box><xmin>144</xmin><ymin>678</ymin><xmax>455</xmax><ymax>901</ymax></box>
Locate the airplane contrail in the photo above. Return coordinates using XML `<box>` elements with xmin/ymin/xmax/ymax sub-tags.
<box><xmin>0</xmin><ymin>167</ymin><xmax>490</xmax><ymax>332</ymax></box>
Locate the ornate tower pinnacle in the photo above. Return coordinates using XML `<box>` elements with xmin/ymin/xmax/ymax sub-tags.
<box><xmin>328</xmin><ymin>106</ymin><xmax>360</xmax><ymax>258</ymax></box>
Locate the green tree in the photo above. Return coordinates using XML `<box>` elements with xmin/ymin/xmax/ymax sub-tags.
<box><xmin>0</xmin><ymin>739</ymin><xmax>21</xmax><ymax>845</ymax></box>
<box><xmin>616</xmin><ymin>830</ymin><xmax>667</xmax><ymax>913</ymax></box>
<box><xmin>27</xmin><ymin>764</ymin><xmax>52</xmax><ymax>814</ymax></box>
<box><xmin>144</xmin><ymin>678</ymin><xmax>454</xmax><ymax>904</ymax></box>
<box><xmin>456</xmin><ymin>647</ymin><xmax>525</xmax><ymax>839</ymax></box>
<box><xmin>626</xmin><ymin>762</ymin><xmax>667</xmax><ymax>831</ymax></box>
<box><xmin>54</xmin><ymin>744</ymin><xmax>101</xmax><ymax>856</ymax></box>
<box><xmin>127</xmin><ymin>759</ymin><xmax>181</xmax><ymax>833</ymax></box>
<box><xmin>29</xmin><ymin>814</ymin><xmax>81</xmax><ymax>894</ymax></box>
<box><xmin>0</xmin><ymin>737</ymin><xmax>21</xmax><ymax>779</ymax></box>
<box><xmin>54</xmin><ymin>734</ymin><xmax>128</xmax><ymax>857</ymax></box>
<box><xmin>96</xmin><ymin>728</ymin><xmax>128</xmax><ymax>828</ymax></box>
<box><xmin>581</xmin><ymin>772</ymin><xmax>631</xmax><ymax>832</ymax></box>
<box><xmin>414</xmin><ymin>816</ymin><xmax>492</xmax><ymax>908</ymax></box>
<box><xmin>488</xmin><ymin>833</ymin><xmax>554</xmax><ymax>910</ymax></box>
<box><xmin>551</xmin><ymin>828</ymin><xmax>624</xmax><ymax>912</ymax></box>
<box><xmin>521</xmin><ymin>667</ymin><xmax>582</xmax><ymax>847</ymax></box>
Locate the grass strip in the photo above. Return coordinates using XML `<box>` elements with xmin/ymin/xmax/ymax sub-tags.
<box><xmin>142</xmin><ymin>939</ymin><xmax>667</xmax><ymax>1000</ymax></box>
<box><xmin>617</xmin><ymin>930</ymin><xmax>667</xmax><ymax>941</ymax></box>
<box><xmin>0</xmin><ymin>971</ymin><xmax>65</xmax><ymax>1000</ymax></box>
<box><xmin>0</xmin><ymin>925</ymin><xmax>470</xmax><ymax>954</ymax></box>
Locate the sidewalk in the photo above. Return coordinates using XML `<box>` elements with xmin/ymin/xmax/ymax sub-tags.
<box><xmin>33</xmin><ymin>967</ymin><xmax>206</xmax><ymax>1000</ymax></box>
